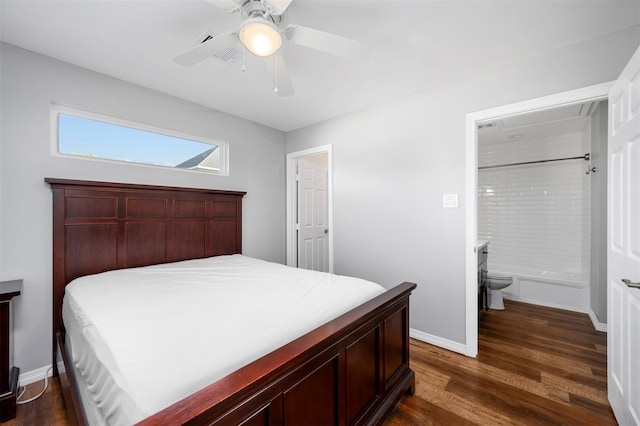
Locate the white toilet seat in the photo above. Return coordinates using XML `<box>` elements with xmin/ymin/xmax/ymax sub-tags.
<box><xmin>486</xmin><ymin>276</ymin><xmax>512</xmax><ymax>290</ymax></box>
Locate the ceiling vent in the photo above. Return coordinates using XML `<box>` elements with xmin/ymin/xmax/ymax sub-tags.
<box><xmin>197</xmin><ymin>32</ymin><xmax>240</xmax><ymax>63</ymax></box>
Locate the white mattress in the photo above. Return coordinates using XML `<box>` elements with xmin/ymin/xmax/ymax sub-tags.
<box><xmin>62</xmin><ymin>254</ymin><xmax>385</xmax><ymax>425</ymax></box>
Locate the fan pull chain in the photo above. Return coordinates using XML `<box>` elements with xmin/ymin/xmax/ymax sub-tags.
<box><xmin>273</xmin><ymin>54</ymin><xmax>279</xmax><ymax>93</ymax></box>
<box><xmin>241</xmin><ymin>28</ymin><xmax>246</xmax><ymax>72</ymax></box>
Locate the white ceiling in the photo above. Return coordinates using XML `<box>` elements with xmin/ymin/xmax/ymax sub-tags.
<box><xmin>1</xmin><ymin>0</ymin><xmax>638</xmax><ymax>132</ymax></box>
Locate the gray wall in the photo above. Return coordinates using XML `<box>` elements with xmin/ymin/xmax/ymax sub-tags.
<box><xmin>0</xmin><ymin>43</ymin><xmax>286</xmax><ymax>374</ymax></box>
<box><xmin>590</xmin><ymin>101</ymin><xmax>609</xmax><ymax>325</ymax></box>
<box><xmin>286</xmin><ymin>29</ymin><xmax>639</xmax><ymax>346</ymax></box>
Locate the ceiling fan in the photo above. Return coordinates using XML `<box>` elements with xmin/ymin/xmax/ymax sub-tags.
<box><xmin>173</xmin><ymin>0</ymin><xmax>371</xmax><ymax>97</ymax></box>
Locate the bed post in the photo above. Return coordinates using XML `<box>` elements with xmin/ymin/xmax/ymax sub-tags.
<box><xmin>50</xmin><ymin>185</ymin><xmax>66</xmax><ymax>375</ymax></box>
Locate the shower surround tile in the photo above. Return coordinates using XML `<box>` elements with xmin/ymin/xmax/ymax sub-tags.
<box><xmin>478</xmin><ymin>132</ymin><xmax>590</xmax><ymax>282</ymax></box>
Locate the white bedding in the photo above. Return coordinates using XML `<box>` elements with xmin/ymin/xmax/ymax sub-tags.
<box><xmin>62</xmin><ymin>254</ymin><xmax>385</xmax><ymax>425</ymax></box>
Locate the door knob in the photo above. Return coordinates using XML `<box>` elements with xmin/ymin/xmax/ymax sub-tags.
<box><xmin>324</xmin><ymin>229</ymin><xmax>329</xmax><ymax>234</ymax></box>
<box><xmin>622</xmin><ymin>279</ymin><xmax>640</xmax><ymax>289</ymax></box>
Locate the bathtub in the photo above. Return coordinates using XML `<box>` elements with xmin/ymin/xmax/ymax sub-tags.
<box><xmin>488</xmin><ymin>264</ymin><xmax>588</xmax><ymax>312</ymax></box>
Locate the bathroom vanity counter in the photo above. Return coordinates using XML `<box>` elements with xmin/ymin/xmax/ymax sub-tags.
<box><xmin>477</xmin><ymin>240</ymin><xmax>489</xmax><ymax>312</ymax></box>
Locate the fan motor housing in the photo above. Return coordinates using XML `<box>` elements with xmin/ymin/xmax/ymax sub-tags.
<box><xmin>240</xmin><ymin>0</ymin><xmax>281</xmax><ymax>25</ymax></box>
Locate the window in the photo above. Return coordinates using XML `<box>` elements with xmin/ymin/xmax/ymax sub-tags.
<box><xmin>53</xmin><ymin>106</ymin><xmax>227</xmax><ymax>175</ymax></box>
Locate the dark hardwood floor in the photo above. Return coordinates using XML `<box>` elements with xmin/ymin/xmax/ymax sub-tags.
<box><xmin>2</xmin><ymin>375</ymin><xmax>68</xmax><ymax>425</ymax></box>
<box><xmin>4</xmin><ymin>300</ymin><xmax>614</xmax><ymax>425</ymax></box>
<box><xmin>385</xmin><ymin>300</ymin><xmax>614</xmax><ymax>425</ymax></box>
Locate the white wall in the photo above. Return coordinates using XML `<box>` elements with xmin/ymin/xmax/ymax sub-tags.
<box><xmin>0</xmin><ymin>43</ymin><xmax>286</xmax><ymax>377</ymax></box>
<box><xmin>286</xmin><ymin>29</ymin><xmax>639</xmax><ymax>347</ymax></box>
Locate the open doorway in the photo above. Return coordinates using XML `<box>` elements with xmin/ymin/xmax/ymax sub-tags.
<box><xmin>286</xmin><ymin>145</ymin><xmax>333</xmax><ymax>272</ymax></box>
<box><xmin>464</xmin><ymin>82</ymin><xmax>613</xmax><ymax>357</ymax></box>
<box><xmin>477</xmin><ymin>100</ymin><xmax>608</xmax><ymax>318</ymax></box>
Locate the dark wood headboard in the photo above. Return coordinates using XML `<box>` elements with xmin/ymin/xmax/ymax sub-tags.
<box><xmin>46</xmin><ymin>178</ymin><xmax>246</xmax><ymax>363</ymax></box>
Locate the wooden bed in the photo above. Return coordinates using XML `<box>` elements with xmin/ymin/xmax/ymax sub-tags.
<box><xmin>47</xmin><ymin>178</ymin><xmax>416</xmax><ymax>425</ymax></box>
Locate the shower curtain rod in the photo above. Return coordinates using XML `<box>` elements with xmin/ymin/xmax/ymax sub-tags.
<box><xmin>478</xmin><ymin>153</ymin><xmax>590</xmax><ymax>170</ymax></box>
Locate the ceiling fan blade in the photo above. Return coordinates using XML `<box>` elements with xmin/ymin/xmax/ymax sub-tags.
<box><xmin>266</xmin><ymin>0</ymin><xmax>293</xmax><ymax>15</ymax></box>
<box><xmin>204</xmin><ymin>0</ymin><xmax>240</xmax><ymax>13</ymax></box>
<box><xmin>174</xmin><ymin>32</ymin><xmax>238</xmax><ymax>66</ymax></box>
<box><xmin>263</xmin><ymin>52</ymin><xmax>294</xmax><ymax>97</ymax></box>
<box><xmin>285</xmin><ymin>24</ymin><xmax>371</xmax><ymax>61</ymax></box>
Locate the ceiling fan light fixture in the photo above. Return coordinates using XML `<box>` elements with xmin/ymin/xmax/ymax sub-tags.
<box><xmin>239</xmin><ymin>18</ymin><xmax>282</xmax><ymax>57</ymax></box>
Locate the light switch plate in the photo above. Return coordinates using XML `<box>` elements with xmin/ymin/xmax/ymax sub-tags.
<box><xmin>443</xmin><ymin>193</ymin><xmax>459</xmax><ymax>208</ymax></box>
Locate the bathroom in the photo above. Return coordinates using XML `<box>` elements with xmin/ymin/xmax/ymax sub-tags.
<box><xmin>477</xmin><ymin>100</ymin><xmax>608</xmax><ymax>331</ymax></box>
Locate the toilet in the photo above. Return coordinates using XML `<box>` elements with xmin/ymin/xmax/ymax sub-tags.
<box><xmin>484</xmin><ymin>274</ymin><xmax>513</xmax><ymax>310</ymax></box>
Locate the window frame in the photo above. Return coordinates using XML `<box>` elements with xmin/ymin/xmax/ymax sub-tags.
<box><xmin>51</xmin><ymin>104</ymin><xmax>229</xmax><ymax>176</ymax></box>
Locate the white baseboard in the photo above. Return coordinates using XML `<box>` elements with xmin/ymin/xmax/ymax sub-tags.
<box><xmin>19</xmin><ymin>364</ymin><xmax>53</xmax><ymax>387</ymax></box>
<box><xmin>410</xmin><ymin>328</ymin><xmax>467</xmax><ymax>356</ymax></box>
<box><xmin>504</xmin><ymin>295</ymin><xmax>608</xmax><ymax>332</ymax></box>
<box><xmin>503</xmin><ymin>294</ymin><xmax>587</xmax><ymax>314</ymax></box>
<box><xmin>588</xmin><ymin>308</ymin><xmax>608</xmax><ymax>332</ymax></box>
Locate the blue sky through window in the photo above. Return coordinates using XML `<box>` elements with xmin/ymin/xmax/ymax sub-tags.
<box><xmin>58</xmin><ymin>114</ymin><xmax>218</xmax><ymax>168</ymax></box>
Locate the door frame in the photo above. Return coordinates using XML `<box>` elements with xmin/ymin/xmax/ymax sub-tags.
<box><xmin>286</xmin><ymin>145</ymin><xmax>334</xmax><ymax>272</ymax></box>
<box><xmin>464</xmin><ymin>82</ymin><xmax>613</xmax><ymax>357</ymax></box>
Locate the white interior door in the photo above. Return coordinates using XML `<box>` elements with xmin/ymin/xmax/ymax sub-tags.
<box><xmin>297</xmin><ymin>158</ymin><xmax>329</xmax><ymax>272</ymax></box>
<box><xmin>607</xmin><ymin>45</ymin><xmax>640</xmax><ymax>426</ymax></box>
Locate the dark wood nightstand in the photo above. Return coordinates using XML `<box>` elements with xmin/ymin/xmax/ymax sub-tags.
<box><xmin>0</xmin><ymin>279</ymin><xmax>22</xmax><ymax>422</ymax></box>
